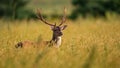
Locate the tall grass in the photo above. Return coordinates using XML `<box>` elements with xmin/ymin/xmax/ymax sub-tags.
<box><xmin>0</xmin><ymin>18</ymin><xmax>120</xmax><ymax>68</ymax></box>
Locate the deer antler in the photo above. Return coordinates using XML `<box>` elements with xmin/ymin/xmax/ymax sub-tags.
<box><xmin>59</xmin><ymin>7</ymin><xmax>67</xmax><ymax>26</ymax></box>
<box><xmin>37</xmin><ymin>9</ymin><xmax>55</xmax><ymax>26</ymax></box>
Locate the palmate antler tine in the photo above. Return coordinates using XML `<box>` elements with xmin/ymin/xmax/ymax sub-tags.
<box><xmin>37</xmin><ymin>9</ymin><xmax>55</xmax><ymax>26</ymax></box>
<box><xmin>59</xmin><ymin>7</ymin><xmax>67</xmax><ymax>26</ymax></box>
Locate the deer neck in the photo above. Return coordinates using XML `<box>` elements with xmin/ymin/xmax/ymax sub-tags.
<box><xmin>51</xmin><ymin>35</ymin><xmax>62</xmax><ymax>46</ymax></box>
<box><xmin>56</xmin><ymin>37</ymin><xmax>62</xmax><ymax>46</ymax></box>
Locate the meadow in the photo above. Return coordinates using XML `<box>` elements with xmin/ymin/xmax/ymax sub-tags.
<box><xmin>0</xmin><ymin>18</ymin><xmax>120</xmax><ymax>68</ymax></box>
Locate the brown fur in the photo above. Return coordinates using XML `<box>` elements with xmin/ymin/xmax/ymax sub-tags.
<box><xmin>15</xmin><ymin>40</ymin><xmax>54</xmax><ymax>48</ymax></box>
<box><xmin>15</xmin><ymin>40</ymin><xmax>35</xmax><ymax>48</ymax></box>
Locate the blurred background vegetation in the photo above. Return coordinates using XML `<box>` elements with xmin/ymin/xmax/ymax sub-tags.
<box><xmin>0</xmin><ymin>0</ymin><xmax>120</xmax><ymax>20</ymax></box>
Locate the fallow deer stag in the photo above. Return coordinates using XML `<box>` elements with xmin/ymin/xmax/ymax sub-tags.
<box><xmin>15</xmin><ymin>7</ymin><xmax>67</xmax><ymax>48</ymax></box>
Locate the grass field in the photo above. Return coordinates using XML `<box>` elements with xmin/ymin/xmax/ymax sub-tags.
<box><xmin>0</xmin><ymin>18</ymin><xmax>120</xmax><ymax>68</ymax></box>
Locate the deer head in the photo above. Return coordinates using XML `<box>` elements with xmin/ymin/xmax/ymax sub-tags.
<box><xmin>36</xmin><ymin>7</ymin><xmax>67</xmax><ymax>46</ymax></box>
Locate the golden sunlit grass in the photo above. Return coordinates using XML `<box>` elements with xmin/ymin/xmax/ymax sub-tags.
<box><xmin>0</xmin><ymin>18</ymin><xmax>120</xmax><ymax>68</ymax></box>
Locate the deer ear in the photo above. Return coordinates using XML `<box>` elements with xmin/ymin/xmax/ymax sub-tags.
<box><xmin>61</xmin><ymin>25</ymin><xmax>67</xmax><ymax>30</ymax></box>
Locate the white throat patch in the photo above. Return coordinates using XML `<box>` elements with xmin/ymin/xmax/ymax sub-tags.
<box><xmin>56</xmin><ymin>37</ymin><xmax>62</xmax><ymax>47</ymax></box>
